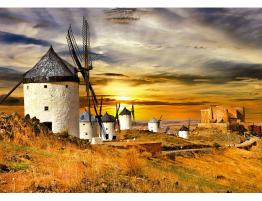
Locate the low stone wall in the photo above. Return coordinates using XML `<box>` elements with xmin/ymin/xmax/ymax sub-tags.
<box><xmin>197</xmin><ymin>123</ymin><xmax>229</xmax><ymax>133</ymax></box>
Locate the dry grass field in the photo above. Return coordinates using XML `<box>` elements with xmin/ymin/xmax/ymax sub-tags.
<box><xmin>0</xmin><ymin>111</ymin><xmax>261</xmax><ymax>192</ymax></box>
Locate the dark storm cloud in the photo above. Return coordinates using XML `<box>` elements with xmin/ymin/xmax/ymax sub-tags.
<box><xmin>80</xmin><ymin>95</ymin><xmax>212</xmax><ymax>106</ymax></box>
<box><xmin>205</xmin><ymin>60</ymin><xmax>262</xmax><ymax>81</ymax></box>
<box><xmin>194</xmin><ymin>8</ymin><xmax>262</xmax><ymax>47</ymax></box>
<box><xmin>144</xmin><ymin>73</ymin><xmax>213</xmax><ymax>85</ymax></box>
<box><xmin>131</xmin><ymin>100</ymin><xmax>212</xmax><ymax>106</ymax></box>
<box><xmin>0</xmin><ymin>67</ymin><xmax>23</xmax><ymax>81</ymax></box>
<box><xmin>96</xmin><ymin>73</ymin><xmax>128</xmax><ymax>77</ymax></box>
<box><xmin>0</xmin><ymin>31</ymin><xmax>50</xmax><ymax>46</ymax></box>
<box><xmin>0</xmin><ymin>8</ymin><xmax>29</xmax><ymax>24</ymax></box>
<box><xmin>234</xmin><ymin>98</ymin><xmax>262</xmax><ymax>102</ymax></box>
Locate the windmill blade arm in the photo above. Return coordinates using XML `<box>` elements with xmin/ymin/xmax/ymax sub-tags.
<box><xmin>67</xmin><ymin>31</ymin><xmax>83</xmax><ymax>70</ymax></box>
<box><xmin>68</xmin><ymin>26</ymin><xmax>83</xmax><ymax>62</ymax></box>
<box><xmin>92</xmin><ymin>97</ymin><xmax>106</xmax><ymax>139</ymax></box>
<box><xmin>88</xmin><ymin>81</ymin><xmax>98</xmax><ymax>105</ymax></box>
<box><xmin>0</xmin><ymin>79</ymin><xmax>23</xmax><ymax>104</ymax></box>
<box><xmin>131</xmin><ymin>104</ymin><xmax>135</xmax><ymax>120</ymax></box>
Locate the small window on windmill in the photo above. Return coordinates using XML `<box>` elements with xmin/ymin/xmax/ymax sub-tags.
<box><xmin>106</xmin><ymin>128</ymin><xmax>108</xmax><ymax>130</ymax></box>
<box><xmin>83</xmin><ymin>124</ymin><xmax>85</xmax><ymax>126</ymax></box>
<box><xmin>44</xmin><ymin>85</ymin><xmax>47</xmax><ymax>88</ymax></box>
<box><xmin>85</xmin><ymin>133</ymin><xmax>88</xmax><ymax>135</ymax></box>
<box><xmin>66</xmin><ymin>84</ymin><xmax>68</xmax><ymax>88</ymax></box>
<box><xmin>44</xmin><ymin>106</ymin><xmax>49</xmax><ymax>111</ymax></box>
<box><xmin>26</xmin><ymin>86</ymin><xmax>29</xmax><ymax>90</ymax></box>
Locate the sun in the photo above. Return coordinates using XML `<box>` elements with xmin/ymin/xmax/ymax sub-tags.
<box><xmin>116</xmin><ymin>96</ymin><xmax>130</xmax><ymax>101</ymax></box>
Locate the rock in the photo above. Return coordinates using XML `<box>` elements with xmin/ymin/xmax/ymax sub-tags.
<box><xmin>24</xmin><ymin>114</ymin><xmax>30</xmax><ymax>121</ymax></box>
<box><xmin>0</xmin><ymin>164</ymin><xmax>10</xmax><ymax>172</ymax></box>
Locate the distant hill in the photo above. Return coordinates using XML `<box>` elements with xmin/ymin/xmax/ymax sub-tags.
<box><xmin>0</xmin><ymin>95</ymin><xmax>23</xmax><ymax>105</ymax></box>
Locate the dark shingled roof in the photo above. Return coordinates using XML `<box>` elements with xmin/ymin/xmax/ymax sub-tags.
<box><xmin>23</xmin><ymin>46</ymin><xmax>79</xmax><ymax>83</ymax></box>
<box><xmin>179</xmin><ymin>125</ymin><xmax>189</xmax><ymax>131</ymax></box>
<box><xmin>80</xmin><ymin>109</ymin><xmax>97</xmax><ymax>122</ymax></box>
<box><xmin>119</xmin><ymin>107</ymin><xmax>131</xmax><ymax>115</ymax></box>
<box><xmin>102</xmin><ymin>112</ymin><xmax>115</xmax><ymax>122</ymax></box>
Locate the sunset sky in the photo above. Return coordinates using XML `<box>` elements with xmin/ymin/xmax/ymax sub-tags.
<box><xmin>0</xmin><ymin>8</ymin><xmax>261</xmax><ymax>121</ymax></box>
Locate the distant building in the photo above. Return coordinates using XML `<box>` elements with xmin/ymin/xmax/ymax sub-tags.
<box><xmin>119</xmin><ymin>107</ymin><xmax>132</xmax><ymax>130</ymax></box>
<box><xmin>200</xmin><ymin>105</ymin><xmax>245</xmax><ymax>124</ymax></box>
<box><xmin>148</xmin><ymin>118</ymin><xmax>159</xmax><ymax>133</ymax></box>
<box><xmin>198</xmin><ymin>105</ymin><xmax>245</xmax><ymax>133</ymax></box>
<box><xmin>79</xmin><ymin>109</ymin><xmax>98</xmax><ymax>141</ymax></box>
<box><xmin>178</xmin><ymin>125</ymin><xmax>189</xmax><ymax>139</ymax></box>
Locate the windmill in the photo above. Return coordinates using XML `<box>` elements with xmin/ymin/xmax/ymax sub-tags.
<box><xmin>115</xmin><ymin>103</ymin><xmax>121</xmax><ymax>130</ymax></box>
<box><xmin>66</xmin><ymin>16</ymin><xmax>106</xmax><ymax>139</ymax></box>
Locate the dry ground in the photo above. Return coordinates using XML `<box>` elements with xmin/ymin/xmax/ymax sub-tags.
<box><xmin>0</xmin><ymin>134</ymin><xmax>262</xmax><ymax>192</ymax></box>
<box><xmin>0</xmin><ymin>109</ymin><xmax>261</xmax><ymax>192</ymax></box>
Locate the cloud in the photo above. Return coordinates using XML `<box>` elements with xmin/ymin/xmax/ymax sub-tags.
<box><xmin>96</xmin><ymin>73</ymin><xmax>128</xmax><ymax>77</ymax></box>
<box><xmin>0</xmin><ymin>31</ymin><xmax>50</xmax><ymax>46</ymax></box>
<box><xmin>193</xmin><ymin>8</ymin><xmax>262</xmax><ymax>47</ymax></box>
<box><xmin>204</xmin><ymin>60</ymin><xmax>262</xmax><ymax>81</ymax></box>
<box><xmin>0</xmin><ymin>67</ymin><xmax>23</xmax><ymax>82</ymax></box>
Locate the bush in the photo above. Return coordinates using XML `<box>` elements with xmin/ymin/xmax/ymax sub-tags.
<box><xmin>213</xmin><ymin>142</ymin><xmax>221</xmax><ymax>149</ymax></box>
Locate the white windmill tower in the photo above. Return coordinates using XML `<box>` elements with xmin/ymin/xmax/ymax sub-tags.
<box><xmin>148</xmin><ymin>115</ymin><xmax>162</xmax><ymax>133</ymax></box>
<box><xmin>79</xmin><ymin>108</ymin><xmax>98</xmax><ymax>141</ymax></box>
<box><xmin>101</xmin><ymin>112</ymin><xmax>116</xmax><ymax>140</ymax></box>
<box><xmin>178</xmin><ymin>125</ymin><xmax>189</xmax><ymax>139</ymax></box>
<box><xmin>0</xmin><ymin>46</ymin><xmax>80</xmax><ymax>137</ymax></box>
<box><xmin>118</xmin><ymin>104</ymin><xmax>135</xmax><ymax>130</ymax></box>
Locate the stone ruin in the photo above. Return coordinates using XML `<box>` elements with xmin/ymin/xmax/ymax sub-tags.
<box><xmin>198</xmin><ymin>105</ymin><xmax>245</xmax><ymax>133</ymax></box>
<box><xmin>200</xmin><ymin>105</ymin><xmax>245</xmax><ymax>124</ymax></box>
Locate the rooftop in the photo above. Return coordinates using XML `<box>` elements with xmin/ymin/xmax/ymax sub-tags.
<box><xmin>23</xmin><ymin>46</ymin><xmax>79</xmax><ymax>83</ymax></box>
<box><xmin>79</xmin><ymin>109</ymin><xmax>97</xmax><ymax>122</ymax></box>
<box><xmin>119</xmin><ymin>107</ymin><xmax>131</xmax><ymax>116</ymax></box>
<box><xmin>102</xmin><ymin>112</ymin><xmax>115</xmax><ymax>122</ymax></box>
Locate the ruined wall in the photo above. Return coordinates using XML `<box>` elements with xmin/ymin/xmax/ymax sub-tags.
<box><xmin>200</xmin><ymin>109</ymin><xmax>212</xmax><ymax>123</ymax></box>
<box><xmin>200</xmin><ymin>105</ymin><xmax>245</xmax><ymax>124</ymax></box>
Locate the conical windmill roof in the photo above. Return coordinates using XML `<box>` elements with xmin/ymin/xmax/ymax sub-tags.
<box><xmin>23</xmin><ymin>46</ymin><xmax>79</xmax><ymax>83</ymax></box>
<box><xmin>102</xmin><ymin>112</ymin><xmax>115</xmax><ymax>122</ymax></box>
<box><xmin>179</xmin><ymin>125</ymin><xmax>189</xmax><ymax>131</ymax></box>
<box><xmin>119</xmin><ymin>107</ymin><xmax>131</xmax><ymax>115</ymax></box>
<box><xmin>79</xmin><ymin>109</ymin><xmax>97</xmax><ymax>122</ymax></box>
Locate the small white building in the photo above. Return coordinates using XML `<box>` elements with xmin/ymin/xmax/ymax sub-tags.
<box><xmin>178</xmin><ymin>125</ymin><xmax>189</xmax><ymax>139</ymax></box>
<box><xmin>23</xmin><ymin>46</ymin><xmax>80</xmax><ymax>137</ymax></box>
<box><xmin>148</xmin><ymin>118</ymin><xmax>159</xmax><ymax>133</ymax></box>
<box><xmin>119</xmin><ymin>107</ymin><xmax>132</xmax><ymax>130</ymax></box>
<box><xmin>101</xmin><ymin>112</ymin><xmax>116</xmax><ymax>140</ymax></box>
<box><xmin>79</xmin><ymin>109</ymin><xmax>98</xmax><ymax>141</ymax></box>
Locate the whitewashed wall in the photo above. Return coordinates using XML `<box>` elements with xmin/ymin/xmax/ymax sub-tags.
<box><xmin>119</xmin><ymin>115</ymin><xmax>132</xmax><ymax>130</ymax></box>
<box><xmin>101</xmin><ymin>122</ymin><xmax>115</xmax><ymax>140</ymax></box>
<box><xmin>23</xmin><ymin>82</ymin><xmax>79</xmax><ymax>137</ymax></box>
<box><xmin>79</xmin><ymin>122</ymin><xmax>98</xmax><ymax>141</ymax></box>
<box><xmin>178</xmin><ymin>131</ymin><xmax>189</xmax><ymax>139</ymax></box>
<box><xmin>148</xmin><ymin>122</ymin><xmax>159</xmax><ymax>133</ymax></box>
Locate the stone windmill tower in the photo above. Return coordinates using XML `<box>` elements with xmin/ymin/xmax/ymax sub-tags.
<box><xmin>0</xmin><ymin>46</ymin><xmax>80</xmax><ymax>137</ymax></box>
<box><xmin>23</xmin><ymin>46</ymin><xmax>80</xmax><ymax>137</ymax></box>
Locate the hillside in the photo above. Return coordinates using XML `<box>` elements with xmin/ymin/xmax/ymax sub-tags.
<box><xmin>0</xmin><ymin>112</ymin><xmax>262</xmax><ymax>192</ymax></box>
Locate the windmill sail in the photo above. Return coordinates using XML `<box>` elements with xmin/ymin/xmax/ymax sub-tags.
<box><xmin>66</xmin><ymin>17</ymin><xmax>106</xmax><ymax>139</ymax></box>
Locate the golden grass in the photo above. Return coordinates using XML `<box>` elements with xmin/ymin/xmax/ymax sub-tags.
<box><xmin>0</xmin><ymin>126</ymin><xmax>262</xmax><ymax>192</ymax></box>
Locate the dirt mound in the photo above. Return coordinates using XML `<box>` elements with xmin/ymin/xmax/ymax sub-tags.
<box><xmin>190</xmin><ymin>127</ymin><xmax>243</xmax><ymax>146</ymax></box>
<box><xmin>0</xmin><ymin>112</ymin><xmax>90</xmax><ymax>149</ymax></box>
